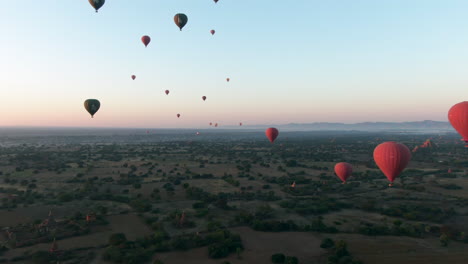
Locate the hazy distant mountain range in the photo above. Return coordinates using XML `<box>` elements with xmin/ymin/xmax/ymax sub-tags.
<box><xmin>0</xmin><ymin>120</ymin><xmax>455</xmax><ymax>134</ymax></box>
<box><xmin>241</xmin><ymin>120</ymin><xmax>454</xmax><ymax>132</ymax></box>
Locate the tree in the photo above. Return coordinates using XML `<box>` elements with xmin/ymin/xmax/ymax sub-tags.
<box><xmin>320</xmin><ymin>238</ymin><xmax>335</xmax><ymax>249</ymax></box>
<box><xmin>108</xmin><ymin>233</ymin><xmax>127</xmax><ymax>246</ymax></box>
<box><xmin>271</xmin><ymin>253</ymin><xmax>286</xmax><ymax>263</ymax></box>
<box><xmin>285</xmin><ymin>256</ymin><xmax>298</xmax><ymax>264</ymax></box>
<box><xmin>440</xmin><ymin>234</ymin><xmax>449</xmax><ymax>247</ymax></box>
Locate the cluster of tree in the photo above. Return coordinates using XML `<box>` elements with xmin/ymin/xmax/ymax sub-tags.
<box><xmin>380</xmin><ymin>204</ymin><xmax>456</xmax><ymax>223</ymax></box>
<box><xmin>320</xmin><ymin>238</ymin><xmax>362</xmax><ymax>264</ymax></box>
<box><xmin>271</xmin><ymin>253</ymin><xmax>299</xmax><ymax>264</ymax></box>
<box><xmin>103</xmin><ymin>228</ymin><xmax>243</xmax><ymax>263</ymax></box>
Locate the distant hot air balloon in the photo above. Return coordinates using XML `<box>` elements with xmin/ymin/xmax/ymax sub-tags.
<box><xmin>165</xmin><ymin>90</ymin><xmax>170</xmax><ymax>95</ymax></box>
<box><xmin>226</xmin><ymin>78</ymin><xmax>230</xmax><ymax>82</ymax></box>
<box><xmin>196</xmin><ymin>132</ymin><xmax>200</xmax><ymax>135</ymax></box>
<box><xmin>174</xmin><ymin>13</ymin><xmax>188</xmax><ymax>31</ymax></box>
<box><xmin>214</xmin><ymin>0</ymin><xmax>219</xmax><ymax>3</ymax></box>
<box><xmin>210</xmin><ymin>29</ymin><xmax>215</xmax><ymax>35</ymax></box>
<box><xmin>239</xmin><ymin>122</ymin><xmax>242</xmax><ymax>126</ymax></box>
<box><xmin>334</xmin><ymin>162</ymin><xmax>353</xmax><ymax>183</ymax></box>
<box><xmin>141</xmin><ymin>35</ymin><xmax>151</xmax><ymax>47</ymax></box>
<box><xmin>177</xmin><ymin>114</ymin><xmax>181</xmax><ymax>118</ymax></box>
<box><xmin>89</xmin><ymin>0</ymin><xmax>105</xmax><ymax>13</ymax></box>
<box><xmin>448</xmin><ymin>101</ymin><xmax>468</xmax><ymax>147</ymax></box>
<box><xmin>84</xmin><ymin>99</ymin><xmax>100</xmax><ymax>118</ymax></box>
<box><xmin>373</xmin><ymin>142</ymin><xmax>411</xmax><ymax>186</ymax></box>
<box><xmin>265</xmin><ymin>128</ymin><xmax>279</xmax><ymax>143</ymax></box>
<box><xmin>448</xmin><ymin>168</ymin><xmax>452</xmax><ymax>173</ymax></box>
<box><xmin>209</xmin><ymin>122</ymin><xmax>212</xmax><ymax>126</ymax></box>
<box><xmin>131</xmin><ymin>75</ymin><xmax>136</xmax><ymax>80</ymax></box>
<box><xmin>215</xmin><ymin>123</ymin><xmax>218</xmax><ymax>127</ymax></box>
<box><xmin>202</xmin><ymin>96</ymin><xmax>207</xmax><ymax>101</ymax></box>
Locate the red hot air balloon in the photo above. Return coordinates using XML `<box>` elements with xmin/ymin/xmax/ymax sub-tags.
<box><xmin>373</xmin><ymin>142</ymin><xmax>411</xmax><ymax>186</ymax></box>
<box><xmin>141</xmin><ymin>35</ymin><xmax>151</xmax><ymax>47</ymax></box>
<box><xmin>334</xmin><ymin>162</ymin><xmax>353</xmax><ymax>183</ymax></box>
<box><xmin>131</xmin><ymin>75</ymin><xmax>136</xmax><ymax>80</ymax></box>
<box><xmin>165</xmin><ymin>90</ymin><xmax>170</xmax><ymax>95</ymax></box>
<box><xmin>210</xmin><ymin>29</ymin><xmax>215</xmax><ymax>35</ymax></box>
<box><xmin>448</xmin><ymin>101</ymin><xmax>468</xmax><ymax>147</ymax></box>
<box><xmin>177</xmin><ymin>114</ymin><xmax>180</xmax><ymax>118</ymax></box>
<box><xmin>202</xmin><ymin>96</ymin><xmax>207</xmax><ymax>101</ymax></box>
<box><xmin>265</xmin><ymin>128</ymin><xmax>279</xmax><ymax>143</ymax></box>
<box><xmin>226</xmin><ymin>78</ymin><xmax>230</xmax><ymax>82</ymax></box>
<box><xmin>215</xmin><ymin>123</ymin><xmax>218</xmax><ymax>127</ymax></box>
<box><xmin>209</xmin><ymin>122</ymin><xmax>212</xmax><ymax>126</ymax></box>
<box><xmin>239</xmin><ymin>122</ymin><xmax>242</xmax><ymax>126</ymax></box>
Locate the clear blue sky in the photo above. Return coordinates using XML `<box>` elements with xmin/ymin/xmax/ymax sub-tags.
<box><xmin>0</xmin><ymin>0</ymin><xmax>467</xmax><ymax>128</ymax></box>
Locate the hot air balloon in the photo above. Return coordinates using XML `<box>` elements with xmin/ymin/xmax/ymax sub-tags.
<box><xmin>448</xmin><ymin>101</ymin><xmax>468</xmax><ymax>147</ymax></box>
<box><xmin>84</xmin><ymin>99</ymin><xmax>100</xmax><ymax>118</ymax></box>
<box><xmin>177</xmin><ymin>114</ymin><xmax>181</xmax><ymax>118</ymax></box>
<box><xmin>165</xmin><ymin>90</ymin><xmax>170</xmax><ymax>95</ymax></box>
<box><xmin>210</xmin><ymin>30</ymin><xmax>215</xmax><ymax>35</ymax></box>
<box><xmin>141</xmin><ymin>35</ymin><xmax>151</xmax><ymax>47</ymax></box>
<box><xmin>215</xmin><ymin>123</ymin><xmax>218</xmax><ymax>127</ymax></box>
<box><xmin>209</xmin><ymin>122</ymin><xmax>212</xmax><ymax>126</ymax></box>
<box><xmin>214</xmin><ymin>0</ymin><xmax>219</xmax><ymax>3</ymax></box>
<box><xmin>334</xmin><ymin>162</ymin><xmax>353</xmax><ymax>183</ymax></box>
<box><xmin>202</xmin><ymin>96</ymin><xmax>207</xmax><ymax>101</ymax></box>
<box><xmin>226</xmin><ymin>78</ymin><xmax>230</xmax><ymax>82</ymax></box>
<box><xmin>239</xmin><ymin>122</ymin><xmax>242</xmax><ymax>126</ymax></box>
<box><xmin>131</xmin><ymin>75</ymin><xmax>136</xmax><ymax>80</ymax></box>
<box><xmin>265</xmin><ymin>128</ymin><xmax>279</xmax><ymax>143</ymax></box>
<box><xmin>89</xmin><ymin>0</ymin><xmax>105</xmax><ymax>13</ymax></box>
<box><xmin>196</xmin><ymin>132</ymin><xmax>200</xmax><ymax>135</ymax></box>
<box><xmin>174</xmin><ymin>13</ymin><xmax>188</xmax><ymax>31</ymax></box>
<box><xmin>373</xmin><ymin>142</ymin><xmax>411</xmax><ymax>186</ymax></box>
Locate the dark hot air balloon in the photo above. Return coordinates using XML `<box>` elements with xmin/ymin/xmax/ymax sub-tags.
<box><xmin>214</xmin><ymin>0</ymin><xmax>219</xmax><ymax>3</ymax></box>
<box><xmin>209</xmin><ymin>122</ymin><xmax>212</xmax><ymax>126</ymax></box>
<box><xmin>226</xmin><ymin>78</ymin><xmax>230</xmax><ymax>82</ymax></box>
<box><xmin>174</xmin><ymin>13</ymin><xmax>188</xmax><ymax>31</ymax></box>
<box><xmin>202</xmin><ymin>96</ymin><xmax>207</xmax><ymax>101</ymax></box>
<box><xmin>165</xmin><ymin>90</ymin><xmax>170</xmax><ymax>95</ymax></box>
<box><xmin>210</xmin><ymin>30</ymin><xmax>215</xmax><ymax>35</ymax></box>
<box><xmin>84</xmin><ymin>99</ymin><xmax>100</xmax><ymax>118</ymax></box>
<box><xmin>177</xmin><ymin>114</ymin><xmax>181</xmax><ymax>118</ymax></box>
<box><xmin>239</xmin><ymin>122</ymin><xmax>242</xmax><ymax>126</ymax></box>
<box><xmin>141</xmin><ymin>36</ymin><xmax>151</xmax><ymax>47</ymax></box>
<box><xmin>265</xmin><ymin>128</ymin><xmax>279</xmax><ymax>143</ymax></box>
<box><xmin>89</xmin><ymin>0</ymin><xmax>105</xmax><ymax>13</ymax></box>
<box><xmin>448</xmin><ymin>101</ymin><xmax>468</xmax><ymax>147</ymax></box>
<box><xmin>334</xmin><ymin>162</ymin><xmax>353</xmax><ymax>183</ymax></box>
<box><xmin>131</xmin><ymin>75</ymin><xmax>136</xmax><ymax>80</ymax></box>
<box><xmin>373</xmin><ymin>142</ymin><xmax>411</xmax><ymax>186</ymax></box>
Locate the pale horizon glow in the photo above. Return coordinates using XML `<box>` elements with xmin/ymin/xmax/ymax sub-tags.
<box><xmin>0</xmin><ymin>1</ymin><xmax>467</xmax><ymax>128</ymax></box>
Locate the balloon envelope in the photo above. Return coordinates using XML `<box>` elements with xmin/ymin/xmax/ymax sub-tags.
<box><xmin>334</xmin><ymin>162</ymin><xmax>353</xmax><ymax>183</ymax></box>
<box><xmin>174</xmin><ymin>13</ymin><xmax>188</xmax><ymax>31</ymax></box>
<box><xmin>226</xmin><ymin>78</ymin><xmax>230</xmax><ymax>82</ymax></box>
<box><xmin>84</xmin><ymin>99</ymin><xmax>100</xmax><ymax>118</ymax></box>
<box><xmin>165</xmin><ymin>90</ymin><xmax>170</xmax><ymax>95</ymax></box>
<box><xmin>210</xmin><ymin>30</ymin><xmax>215</xmax><ymax>35</ymax></box>
<box><xmin>373</xmin><ymin>142</ymin><xmax>411</xmax><ymax>183</ymax></box>
<box><xmin>89</xmin><ymin>0</ymin><xmax>105</xmax><ymax>12</ymax></box>
<box><xmin>202</xmin><ymin>96</ymin><xmax>207</xmax><ymax>101</ymax></box>
<box><xmin>141</xmin><ymin>36</ymin><xmax>151</xmax><ymax>47</ymax></box>
<box><xmin>265</xmin><ymin>128</ymin><xmax>279</xmax><ymax>143</ymax></box>
<box><xmin>131</xmin><ymin>75</ymin><xmax>136</xmax><ymax>80</ymax></box>
<box><xmin>448</xmin><ymin>101</ymin><xmax>468</xmax><ymax>146</ymax></box>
